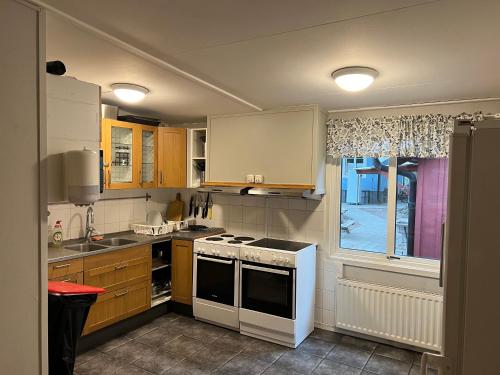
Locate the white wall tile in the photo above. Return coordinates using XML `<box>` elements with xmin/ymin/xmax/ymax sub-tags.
<box><xmin>105</xmin><ymin>205</ymin><xmax>120</xmax><ymax>223</ymax></box>
<box><xmin>289</xmin><ymin>198</ymin><xmax>308</xmax><ymax>210</ymax></box>
<box><xmin>243</xmin><ymin>206</ymin><xmax>265</xmax><ymax>225</ymax></box>
<box><xmin>307</xmin><ymin>198</ymin><xmax>325</xmax><ymax>212</ymax></box>
<box><xmin>269</xmin><ymin>225</ymin><xmax>288</xmax><ymax>240</ymax></box>
<box><xmin>315</xmin><ymin>308</ymin><xmax>323</xmax><ymax>324</ymax></box>
<box><xmin>287</xmin><ymin>210</ymin><xmax>309</xmax><ymax>232</ymax></box>
<box><xmin>315</xmin><ymin>289</ymin><xmax>323</xmax><ymax>309</ymax></box>
<box><xmin>323</xmin><ymin>290</ymin><xmax>334</xmax><ymax>311</ymax></box>
<box><xmin>229</xmin><ymin>206</ymin><xmax>243</xmax><ymax>223</ymax></box>
<box><xmin>269</xmin><ymin>197</ymin><xmax>289</xmax><ymax>209</ymax></box>
<box><xmin>270</xmin><ymin>209</ymin><xmax>289</xmax><ymax>228</ymax></box>
<box><xmin>119</xmin><ymin>204</ymin><xmax>134</xmax><ymax>222</ymax></box>
<box><xmin>323</xmin><ymin>270</ymin><xmax>335</xmax><ymax>291</ymax></box>
<box><xmin>323</xmin><ymin>309</ymin><xmax>335</xmax><ymax>326</ymax></box>
<box><xmin>105</xmin><ymin>222</ymin><xmax>120</xmax><ymax>233</ymax></box>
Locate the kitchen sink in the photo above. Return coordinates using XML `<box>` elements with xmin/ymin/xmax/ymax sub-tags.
<box><xmin>95</xmin><ymin>238</ymin><xmax>138</xmax><ymax>247</ymax></box>
<box><xmin>64</xmin><ymin>243</ymin><xmax>108</xmax><ymax>252</ymax></box>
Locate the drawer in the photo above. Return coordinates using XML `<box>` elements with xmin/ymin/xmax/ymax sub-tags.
<box><xmin>83</xmin><ymin>279</ymin><xmax>151</xmax><ymax>335</ymax></box>
<box><xmin>49</xmin><ymin>272</ymin><xmax>83</xmax><ymax>284</ymax></box>
<box><xmin>84</xmin><ymin>245</ymin><xmax>151</xmax><ymax>291</ymax></box>
<box><xmin>48</xmin><ymin>258</ymin><xmax>83</xmax><ymax>279</ymax></box>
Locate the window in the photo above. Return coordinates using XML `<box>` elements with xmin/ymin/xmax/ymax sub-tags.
<box><xmin>337</xmin><ymin>157</ymin><xmax>448</xmax><ymax>262</ymax></box>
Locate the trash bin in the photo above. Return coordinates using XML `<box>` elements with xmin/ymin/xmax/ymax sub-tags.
<box><xmin>48</xmin><ymin>281</ymin><xmax>105</xmax><ymax>375</ymax></box>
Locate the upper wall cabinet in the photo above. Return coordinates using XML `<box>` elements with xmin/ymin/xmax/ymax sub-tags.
<box><xmin>206</xmin><ymin>105</ymin><xmax>326</xmax><ymax>192</ymax></box>
<box><xmin>158</xmin><ymin>127</ymin><xmax>187</xmax><ymax>188</ymax></box>
<box><xmin>102</xmin><ymin>119</ymin><xmax>158</xmax><ymax>189</ymax></box>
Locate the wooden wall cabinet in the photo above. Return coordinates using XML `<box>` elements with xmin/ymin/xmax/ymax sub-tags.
<box><xmin>171</xmin><ymin>239</ymin><xmax>193</xmax><ymax>305</ymax></box>
<box><xmin>102</xmin><ymin>119</ymin><xmax>158</xmax><ymax>189</ymax></box>
<box><xmin>158</xmin><ymin>128</ymin><xmax>187</xmax><ymax>188</ymax></box>
<box><xmin>82</xmin><ymin>245</ymin><xmax>151</xmax><ymax>335</ymax></box>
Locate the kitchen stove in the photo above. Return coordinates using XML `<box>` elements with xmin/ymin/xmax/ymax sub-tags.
<box><xmin>239</xmin><ymin>237</ymin><xmax>316</xmax><ymax>348</ymax></box>
<box><xmin>192</xmin><ymin>234</ymin><xmax>255</xmax><ymax>330</ymax></box>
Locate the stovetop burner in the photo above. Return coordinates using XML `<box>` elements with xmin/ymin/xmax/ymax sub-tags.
<box><xmin>205</xmin><ymin>237</ymin><xmax>224</xmax><ymax>241</ymax></box>
<box><xmin>234</xmin><ymin>236</ymin><xmax>255</xmax><ymax>241</ymax></box>
<box><xmin>221</xmin><ymin>234</ymin><xmax>234</xmax><ymax>238</ymax></box>
<box><xmin>228</xmin><ymin>240</ymin><xmax>242</xmax><ymax>244</ymax></box>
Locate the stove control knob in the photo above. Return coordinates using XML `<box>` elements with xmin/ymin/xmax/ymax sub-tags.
<box><xmin>216</xmin><ymin>250</ymin><xmax>220</xmax><ymax>256</ymax></box>
<box><xmin>284</xmin><ymin>259</ymin><xmax>290</xmax><ymax>265</ymax></box>
<box><xmin>271</xmin><ymin>256</ymin><xmax>276</xmax><ymax>263</ymax></box>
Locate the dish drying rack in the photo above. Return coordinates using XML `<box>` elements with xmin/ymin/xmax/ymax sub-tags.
<box><xmin>131</xmin><ymin>220</ymin><xmax>190</xmax><ymax>236</ymax></box>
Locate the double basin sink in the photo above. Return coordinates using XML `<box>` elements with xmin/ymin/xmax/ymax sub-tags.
<box><xmin>64</xmin><ymin>238</ymin><xmax>138</xmax><ymax>252</ymax></box>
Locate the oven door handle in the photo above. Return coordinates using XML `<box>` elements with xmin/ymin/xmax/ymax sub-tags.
<box><xmin>241</xmin><ymin>263</ymin><xmax>290</xmax><ymax>276</ymax></box>
<box><xmin>196</xmin><ymin>255</ymin><xmax>234</xmax><ymax>265</ymax></box>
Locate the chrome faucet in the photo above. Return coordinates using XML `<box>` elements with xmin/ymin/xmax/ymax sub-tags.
<box><xmin>85</xmin><ymin>205</ymin><xmax>95</xmax><ymax>242</ymax></box>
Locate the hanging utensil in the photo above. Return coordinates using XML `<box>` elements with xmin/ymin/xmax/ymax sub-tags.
<box><xmin>208</xmin><ymin>193</ymin><xmax>213</xmax><ymax>220</ymax></box>
<box><xmin>188</xmin><ymin>195</ymin><xmax>194</xmax><ymax>216</ymax></box>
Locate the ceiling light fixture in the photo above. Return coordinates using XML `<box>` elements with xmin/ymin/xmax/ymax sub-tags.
<box><xmin>331</xmin><ymin>67</ymin><xmax>378</xmax><ymax>92</ymax></box>
<box><xmin>111</xmin><ymin>83</ymin><xmax>149</xmax><ymax>103</ymax></box>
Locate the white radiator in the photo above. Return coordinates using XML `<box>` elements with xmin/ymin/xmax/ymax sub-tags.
<box><xmin>335</xmin><ymin>278</ymin><xmax>443</xmax><ymax>351</ymax></box>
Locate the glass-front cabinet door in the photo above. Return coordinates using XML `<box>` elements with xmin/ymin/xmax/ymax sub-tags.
<box><xmin>139</xmin><ymin>126</ymin><xmax>158</xmax><ymax>188</ymax></box>
<box><xmin>103</xmin><ymin>119</ymin><xmax>158</xmax><ymax>189</ymax></box>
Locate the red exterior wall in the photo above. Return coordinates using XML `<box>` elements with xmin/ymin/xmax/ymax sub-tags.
<box><xmin>413</xmin><ymin>158</ymin><xmax>448</xmax><ymax>259</ymax></box>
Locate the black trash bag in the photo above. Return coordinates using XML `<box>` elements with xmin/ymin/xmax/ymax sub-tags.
<box><xmin>48</xmin><ymin>293</ymin><xmax>98</xmax><ymax>375</ymax></box>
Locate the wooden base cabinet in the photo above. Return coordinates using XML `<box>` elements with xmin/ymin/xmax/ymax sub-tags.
<box><xmin>82</xmin><ymin>280</ymin><xmax>151</xmax><ymax>335</ymax></box>
<box><xmin>171</xmin><ymin>240</ymin><xmax>193</xmax><ymax>305</ymax></box>
<box><xmin>82</xmin><ymin>245</ymin><xmax>152</xmax><ymax>335</ymax></box>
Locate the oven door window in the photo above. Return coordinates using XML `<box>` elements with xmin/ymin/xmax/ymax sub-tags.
<box><xmin>196</xmin><ymin>255</ymin><xmax>235</xmax><ymax>306</ymax></box>
<box><xmin>241</xmin><ymin>262</ymin><xmax>295</xmax><ymax>319</ymax></box>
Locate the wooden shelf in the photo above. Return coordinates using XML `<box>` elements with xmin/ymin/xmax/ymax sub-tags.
<box><xmin>201</xmin><ymin>181</ymin><xmax>315</xmax><ymax>190</ymax></box>
<box><xmin>152</xmin><ymin>294</ymin><xmax>171</xmax><ymax>307</ymax></box>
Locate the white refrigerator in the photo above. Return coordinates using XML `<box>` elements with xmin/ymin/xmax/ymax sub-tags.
<box><xmin>421</xmin><ymin>117</ymin><xmax>500</xmax><ymax>375</ymax></box>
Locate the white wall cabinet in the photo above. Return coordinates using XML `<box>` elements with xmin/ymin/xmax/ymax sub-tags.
<box><xmin>206</xmin><ymin>105</ymin><xmax>326</xmax><ymax>192</ymax></box>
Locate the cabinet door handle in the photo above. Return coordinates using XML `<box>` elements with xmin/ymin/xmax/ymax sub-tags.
<box><xmin>54</xmin><ymin>264</ymin><xmax>70</xmax><ymax>269</ymax></box>
<box><xmin>108</xmin><ymin>169</ymin><xmax>111</xmax><ymax>187</ymax></box>
<box><xmin>114</xmin><ymin>264</ymin><xmax>128</xmax><ymax>270</ymax></box>
<box><xmin>61</xmin><ymin>278</ymin><xmax>72</xmax><ymax>283</ymax></box>
<box><xmin>139</xmin><ymin>168</ymin><xmax>143</xmax><ymax>184</ymax></box>
<box><xmin>114</xmin><ymin>290</ymin><xmax>128</xmax><ymax>297</ymax></box>
<box><xmin>160</xmin><ymin>171</ymin><xmax>163</xmax><ymax>185</ymax></box>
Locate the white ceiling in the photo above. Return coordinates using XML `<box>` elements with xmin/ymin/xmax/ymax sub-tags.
<box><xmin>42</xmin><ymin>0</ymin><xmax>500</xmax><ymax>122</ymax></box>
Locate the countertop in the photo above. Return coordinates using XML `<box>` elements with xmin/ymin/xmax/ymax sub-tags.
<box><xmin>48</xmin><ymin>228</ymin><xmax>225</xmax><ymax>263</ymax></box>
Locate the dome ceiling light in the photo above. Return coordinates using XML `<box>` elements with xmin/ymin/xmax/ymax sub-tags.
<box><xmin>331</xmin><ymin>67</ymin><xmax>378</xmax><ymax>92</ymax></box>
<box><xmin>111</xmin><ymin>83</ymin><xmax>149</xmax><ymax>103</ymax></box>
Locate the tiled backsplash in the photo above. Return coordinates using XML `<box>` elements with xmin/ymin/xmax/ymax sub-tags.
<box><xmin>48</xmin><ymin>197</ymin><xmax>167</xmax><ymax>241</ymax></box>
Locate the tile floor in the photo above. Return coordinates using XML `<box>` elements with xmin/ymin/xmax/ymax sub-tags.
<box><xmin>74</xmin><ymin>313</ymin><xmax>435</xmax><ymax>375</ymax></box>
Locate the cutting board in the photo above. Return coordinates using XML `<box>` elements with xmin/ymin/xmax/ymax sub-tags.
<box><xmin>166</xmin><ymin>193</ymin><xmax>184</xmax><ymax>221</ymax></box>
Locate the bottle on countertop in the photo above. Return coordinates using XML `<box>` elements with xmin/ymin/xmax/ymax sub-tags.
<box><xmin>52</xmin><ymin>220</ymin><xmax>64</xmax><ymax>247</ymax></box>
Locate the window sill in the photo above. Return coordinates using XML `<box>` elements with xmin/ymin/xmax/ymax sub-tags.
<box><xmin>330</xmin><ymin>252</ymin><xmax>440</xmax><ymax>279</ymax></box>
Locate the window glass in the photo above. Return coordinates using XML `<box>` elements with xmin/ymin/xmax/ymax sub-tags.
<box><xmin>339</xmin><ymin>157</ymin><xmax>389</xmax><ymax>253</ymax></box>
<box><xmin>395</xmin><ymin>158</ymin><xmax>448</xmax><ymax>260</ymax></box>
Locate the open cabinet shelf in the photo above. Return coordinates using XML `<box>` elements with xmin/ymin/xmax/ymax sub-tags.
<box><xmin>187</xmin><ymin>128</ymin><xmax>207</xmax><ymax>188</ymax></box>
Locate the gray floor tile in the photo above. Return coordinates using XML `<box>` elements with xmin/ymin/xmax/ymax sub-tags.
<box><xmin>96</xmin><ymin>334</ymin><xmax>133</xmax><ymax>353</ymax></box>
<box><xmin>213</xmin><ymin>330</ymin><xmax>260</xmax><ymax>351</ymax></box>
<box><xmin>218</xmin><ymin>353</ymin><xmax>271</xmax><ymax>375</ymax></box>
<box><xmin>181</xmin><ymin>319</ymin><xmax>227</xmax><ymax>342</ymax></box>
<box><xmin>364</xmin><ymin>354</ymin><xmax>412</xmax><ymax>375</ymax></box>
<box><xmin>106</xmin><ymin>340</ymin><xmax>155</xmax><ymax>364</ymax></box>
<box><xmin>161</xmin><ymin>357</ymin><xmax>212</xmax><ymax>375</ymax></box>
<box><xmin>241</xmin><ymin>339</ymin><xmax>289</xmax><ymax>363</ymax></box>
<box><xmin>186</xmin><ymin>342</ymin><xmax>241</xmax><ymax>370</ymax></box>
<box><xmin>118</xmin><ymin>364</ymin><xmax>155</xmax><ymax>374</ymax></box>
<box><xmin>326</xmin><ymin>344</ymin><xmax>371</xmax><ymax>369</ymax></box>
<box><xmin>75</xmin><ymin>348</ymin><xmax>100</xmax><ymax>367</ymax></box>
<box><xmin>374</xmin><ymin>344</ymin><xmax>415</xmax><ymax>363</ymax></box>
<box><xmin>309</xmin><ymin>329</ymin><xmax>343</xmax><ymax>344</ymax></box>
<box><xmin>263</xmin><ymin>364</ymin><xmax>306</xmax><ymax>374</ymax></box>
<box><xmin>132</xmin><ymin>347</ymin><xmax>183</xmax><ymax>374</ymax></box>
<box><xmin>76</xmin><ymin>353</ymin><xmax>126</xmax><ymax>375</ymax></box>
<box><xmin>340</xmin><ymin>336</ymin><xmax>378</xmax><ymax>352</ymax></box>
<box><xmin>297</xmin><ymin>337</ymin><xmax>335</xmax><ymax>358</ymax></box>
<box><xmin>410</xmin><ymin>364</ymin><xmax>438</xmax><ymax>375</ymax></box>
<box><xmin>273</xmin><ymin>350</ymin><xmax>322</xmax><ymax>373</ymax></box>
<box><xmin>161</xmin><ymin>335</ymin><xmax>207</xmax><ymax>357</ymax></box>
<box><xmin>136</xmin><ymin>326</ymin><xmax>183</xmax><ymax>348</ymax></box>
<box><xmin>313</xmin><ymin>359</ymin><xmax>362</xmax><ymax>375</ymax></box>
<box><xmin>126</xmin><ymin>323</ymin><xmax>158</xmax><ymax>340</ymax></box>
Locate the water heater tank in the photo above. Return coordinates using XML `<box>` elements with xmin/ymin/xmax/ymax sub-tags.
<box><xmin>65</xmin><ymin>148</ymin><xmax>100</xmax><ymax>205</ymax></box>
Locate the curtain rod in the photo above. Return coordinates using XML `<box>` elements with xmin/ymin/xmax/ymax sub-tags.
<box><xmin>327</xmin><ymin>97</ymin><xmax>500</xmax><ymax>114</ymax></box>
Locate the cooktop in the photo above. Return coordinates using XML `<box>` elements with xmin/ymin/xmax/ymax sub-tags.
<box><xmin>246</xmin><ymin>238</ymin><xmax>312</xmax><ymax>252</ymax></box>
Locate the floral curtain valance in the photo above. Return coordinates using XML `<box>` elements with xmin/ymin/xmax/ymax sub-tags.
<box><xmin>326</xmin><ymin>113</ymin><xmax>482</xmax><ymax>158</ymax></box>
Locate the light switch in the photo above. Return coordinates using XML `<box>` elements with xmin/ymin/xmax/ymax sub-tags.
<box><xmin>255</xmin><ymin>175</ymin><xmax>264</xmax><ymax>184</ymax></box>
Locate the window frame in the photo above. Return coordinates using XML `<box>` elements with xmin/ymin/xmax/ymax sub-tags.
<box><xmin>328</xmin><ymin>157</ymin><xmax>441</xmax><ymax>278</ymax></box>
